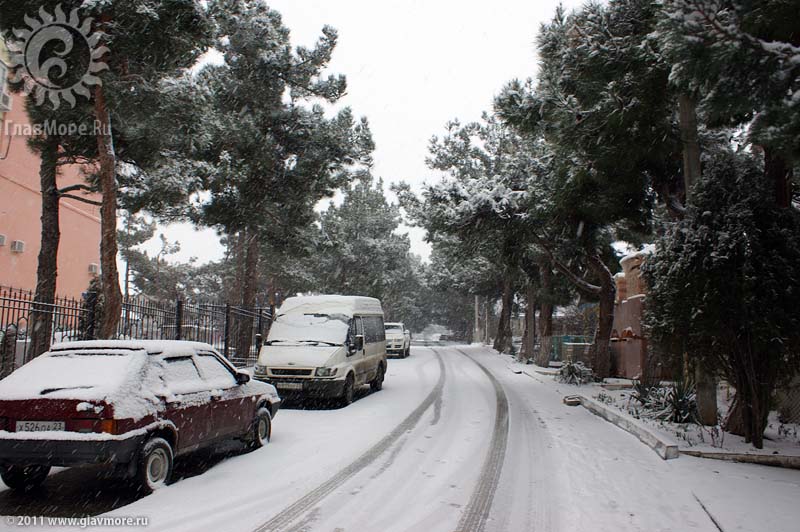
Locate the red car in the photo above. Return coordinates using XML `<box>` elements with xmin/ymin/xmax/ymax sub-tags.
<box><xmin>0</xmin><ymin>340</ymin><xmax>280</xmax><ymax>493</ymax></box>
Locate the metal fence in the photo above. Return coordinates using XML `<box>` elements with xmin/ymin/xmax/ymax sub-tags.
<box><xmin>0</xmin><ymin>286</ymin><xmax>271</xmax><ymax>374</ymax></box>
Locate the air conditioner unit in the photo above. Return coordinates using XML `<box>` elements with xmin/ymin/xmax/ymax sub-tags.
<box><xmin>88</xmin><ymin>263</ymin><xmax>99</xmax><ymax>274</ymax></box>
<box><xmin>0</xmin><ymin>234</ymin><xmax>5</xmax><ymax>246</ymax></box>
<box><xmin>10</xmin><ymin>240</ymin><xmax>25</xmax><ymax>253</ymax></box>
<box><xmin>0</xmin><ymin>62</ymin><xmax>10</xmax><ymax>113</ymax></box>
<box><xmin>0</xmin><ymin>90</ymin><xmax>11</xmax><ymax>113</ymax></box>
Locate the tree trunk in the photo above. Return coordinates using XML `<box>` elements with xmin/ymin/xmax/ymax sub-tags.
<box><xmin>679</xmin><ymin>92</ymin><xmax>718</xmax><ymax>423</ymax></box>
<box><xmin>536</xmin><ymin>262</ymin><xmax>554</xmax><ymax>367</ymax></box>
<box><xmin>29</xmin><ymin>137</ymin><xmax>61</xmax><ymax>359</ymax></box>
<box><xmin>235</xmin><ymin>229</ymin><xmax>260</xmax><ymax>358</ymax></box>
<box><xmin>95</xmin><ymin>85</ymin><xmax>122</xmax><ymax>339</ymax></box>
<box><xmin>0</xmin><ymin>325</ymin><xmax>18</xmax><ymax>378</ymax></box>
<box><xmin>695</xmin><ymin>364</ymin><xmax>718</xmax><ymax>426</ymax></box>
<box><xmin>678</xmin><ymin>93</ymin><xmax>702</xmax><ymax>201</ymax></box>
<box><xmin>587</xmin><ymin>253</ymin><xmax>615</xmax><ymax>379</ymax></box>
<box><xmin>725</xmin><ymin>389</ymin><xmax>770</xmax><ymax>449</ymax></box>
<box><xmin>493</xmin><ymin>278</ymin><xmax>513</xmax><ymax>354</ymax></box>
<box><xmin>764</xmin><ymin>147</ymin><xmax>793</xmax><ymax>208</ymax></box>
<box><xmin>520</xmin><ymin>284</ymin><xmax>536</xmax><ymax>362</ymax></box>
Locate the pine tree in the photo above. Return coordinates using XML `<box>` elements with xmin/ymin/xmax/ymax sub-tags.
<box><xmin>495</xmin><ymin>0</ymin><xmax>682</xmax><ymax>377</ymax></box>
<box><xmin>643</xmin><ymin>148</ymin><xmax>800</xmax><ymax>448</ymax></box>
<box><xmin>657</xmin><ymin>0</ymin><xmax>799</xmax><ymax>206</ymax></box>
<box><xmin>0</xmin><ymin>0</ymin><xmax>213</xmax><ymax>339</ymax></box>
<box><xmin>398</xmin><ymin>114</ymin><xmax>544</xmax><ymax>353</ymax></box>
<box><xmin>181</xmin><ymin>1</ymin><xmax>373</xmax><ymax>355</ymax></box>
<box><xmin>309</xmin><ymin>174</ymin><xmax>428</xmax><ymax>330</ymax></box>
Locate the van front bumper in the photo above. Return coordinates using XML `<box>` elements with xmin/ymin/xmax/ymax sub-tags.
<box><xmin>254</xmin><ymin>377</ymin><xmax>345</xmax><ymax>399</ymax></box>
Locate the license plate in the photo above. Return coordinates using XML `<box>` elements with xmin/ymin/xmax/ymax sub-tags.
<box><xmin>16</xmin><ymin>421</ymin><xmax>65</xmax><ymax>432</ymax></box>
<box><xmin>277</xmin><ymin>382</ymin><xmax>303</xmax><ymax>391</ymax></box>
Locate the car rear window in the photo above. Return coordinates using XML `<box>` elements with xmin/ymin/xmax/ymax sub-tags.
<box><xmin>0</xmin><ymin>350</ymin><xmax>147</xmax><ymax>401</ymax></box>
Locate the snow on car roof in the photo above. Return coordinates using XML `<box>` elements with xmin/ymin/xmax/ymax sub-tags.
<box><xmin>277</xmin><ymin>295</ymin><xmax>383</xmax><ymax>318</ymax></box>
<box><xmin>48</xmin><ymin>339</ymin><xmax>217</xmax><ymax>356</ymax></box>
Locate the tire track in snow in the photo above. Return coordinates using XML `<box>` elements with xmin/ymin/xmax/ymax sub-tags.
<box><xmin>453</xmin><ymin>348</ymin><xmax>510</xmax><ymax>532</ymax></box>
<box><xmin>253</xmin><ymin>348</ymin><xmax>447</xmax><ymax>532</ymax></box>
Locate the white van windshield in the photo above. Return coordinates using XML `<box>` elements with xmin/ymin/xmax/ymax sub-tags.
<box><xmin>385</xmin><ymin>324</ymin><xmax>402</xmax><ymax>332</ymax></box>
<box><xmin>266</xmin><ymin>313</ymin><xmax>349</xmax><ymax>346</ymax></box>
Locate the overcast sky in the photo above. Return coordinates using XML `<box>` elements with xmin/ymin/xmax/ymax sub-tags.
<box><xmin>143</xmin><ymin>0</ymin><xmax>585</xmax><ymax>264</ymax></box>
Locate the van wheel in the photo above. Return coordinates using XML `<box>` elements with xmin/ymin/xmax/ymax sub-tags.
<box><xmin>247</xmin><ymin>407</ymin><xmax>272</xmax><ymax>449</ymax></box>
<box><xmin>341</xmin><ymin>374</ymin><xmax>355</xmax><ymax>406</ymax></box>
<box><xmin>0</xmin><ymin>465</ymin><xmax>50</xmax><ymax>491</ymax></box>
<box><xmin>370</xmin><ymin>364</ymin><xmax>385</xmax><ymax>392</ymax></box>
<box><xmin>136</xmin><ymin>437</ymin><xmax>173</xmax><ymax>494</ymax></box>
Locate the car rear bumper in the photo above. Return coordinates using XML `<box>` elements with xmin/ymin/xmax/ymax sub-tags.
<box><xmin>0</xmin><ymin>434</ymin><xmax>145</xmax><ymax>467</ymax></box>
<box><xmin>254</xmin><ymin>377</ymin><xmax>345</xmax><ymax>399</ymax></box>
<box><xmin>269</xmin><ymin>399</ymin><xmax>282</xmax><ymax>418</ymax></box>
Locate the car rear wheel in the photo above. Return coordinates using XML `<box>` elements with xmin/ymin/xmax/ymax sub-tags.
<box><xmin>341</xmin><ymin>374</ymin><xmax>355</xmax><ymax>406</ymax></box>
<box><xmin>0</xmin><ymin>464</ymin><xmax>50</xmax><ymax>491</ymax></box>
<box><xmin>247</xmin><ymin>407</ymin><xmax>272</xmax><ymax>450</ymax></box>
<box><xmin>370</xmin><ymin>364</ymin><xmax>385</xmax><ymax>392</ymax></box>
<box><xmin>137</xmin><ymin>437</ymin><xmax>173</xmax><ymax>494</ymax></box>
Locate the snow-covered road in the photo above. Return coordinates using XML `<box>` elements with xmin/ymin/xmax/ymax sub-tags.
<box><xmin>2</xmin><ymin>345</ymin><xmax>798</xmax><ymax>532</ymax></box>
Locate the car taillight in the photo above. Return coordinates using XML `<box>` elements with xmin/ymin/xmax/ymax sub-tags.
<box><xmin>71</xmin><ymin>419</ymin><xmax>95</xmax><ymax>433</ymax></box>
<box><xmin>70</xmin><ymin>419</ymin><xmax>117</xmax><ymax>434</ymax></box>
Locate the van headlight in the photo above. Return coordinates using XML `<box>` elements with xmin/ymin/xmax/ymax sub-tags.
<box><xmin>315</xmin><ymin>367</ymin><xmax>337</xmax><ymax>377</ymax></box>
<box><xmin>255</xmin><ymin>364</ymin><xmax>268</xmax><ymax>375</ymax></box>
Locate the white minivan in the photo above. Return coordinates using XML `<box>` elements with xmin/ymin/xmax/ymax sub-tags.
<box><xmin>253</xmin><ymin>295</ymin><xmax>388</xmax><ymax>405</ymax></box>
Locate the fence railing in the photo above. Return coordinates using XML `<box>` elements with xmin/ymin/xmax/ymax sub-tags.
<box><xmin>0</xmin><ymin>286</ymin><xmax>271</xmax><ymax>375</ymax></box>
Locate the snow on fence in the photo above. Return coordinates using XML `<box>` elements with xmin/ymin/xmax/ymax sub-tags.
<box><xmin>0</xmin><ymin>286</ymin><xmax>271</xmax><ymax>375</ymax></box>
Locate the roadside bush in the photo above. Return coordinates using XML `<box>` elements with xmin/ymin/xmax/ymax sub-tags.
<box><xmin>557</xmin><ymin>360</ymin><xmax>593</xmax><ymax>385</ymax></box>
<box><xmin>642</xmin><ymin>378</ymin><xmax>698</xmax><ymax>424</ymax></box>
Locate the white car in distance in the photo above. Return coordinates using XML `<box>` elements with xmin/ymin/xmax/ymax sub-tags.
<box><xmin>384</xmin><ymin>322</ymin><xmax>410</xmax><ymax>358</ymax></box>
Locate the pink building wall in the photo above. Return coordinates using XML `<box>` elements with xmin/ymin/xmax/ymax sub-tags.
<box><xmin>0</xmin><ymin>62</ymin><xmax>101</xmax><ymax>299</ymax></box>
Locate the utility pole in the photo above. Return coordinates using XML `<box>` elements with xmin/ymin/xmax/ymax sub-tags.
<box><xmin>484</xmin><ymin>298</ymin><xmax>490</xmax><ymax>345</ymax></box>
<box><xmin>474</xmin><ymin>295</ymin><xmax>480</xmax><ymax>344</ymax></box>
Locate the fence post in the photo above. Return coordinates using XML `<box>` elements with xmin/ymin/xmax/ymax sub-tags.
<box><xmin>223</xmin><ymin>303</ymin><xmax>231</xmax><ymax>358</ymax></box>
<box><xmin>175</xmin><ymin>300</ymin><xmax>183</xmax><ymax>340</ymax></box>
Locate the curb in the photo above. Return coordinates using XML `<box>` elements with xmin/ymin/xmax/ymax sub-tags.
<box><xmin>680</xmin><ymin>450</ymin><xmax>800</xmax><ymax>470</ymax></box>
<box><xmin>573</xmin><ymin>395</ymin><xmax>680</xmax><ymax>460</ymax></box>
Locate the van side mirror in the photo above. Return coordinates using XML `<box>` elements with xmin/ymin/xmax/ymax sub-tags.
<box><xmin>350</xmin><ymin>334</ymin><xmax>364</xmax><ymax>354</ymax></box>
<box><xmin>236</xmin><ymin>372</ymin><xmax>250</xmax><ymax>385</ymax></box>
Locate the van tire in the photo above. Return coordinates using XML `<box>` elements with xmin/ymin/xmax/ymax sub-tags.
<box><xmin>370</xmin><ymin>364</ymin><xmax>385</xmax><ymax>392</ymax></box>
<box><xmin>136</xmin><ymin>437</ymin><xmax>173</xmax><ymax>494</ymax></box>
<box><xmin>0</xmin><ymin>465</ymin><xmax>50</xmax><ymax>491</ymax></box>
<box><xmin>341</xmin><ymin>373</ymin><xmax>355</xmax><ymax>406</ymax></box>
